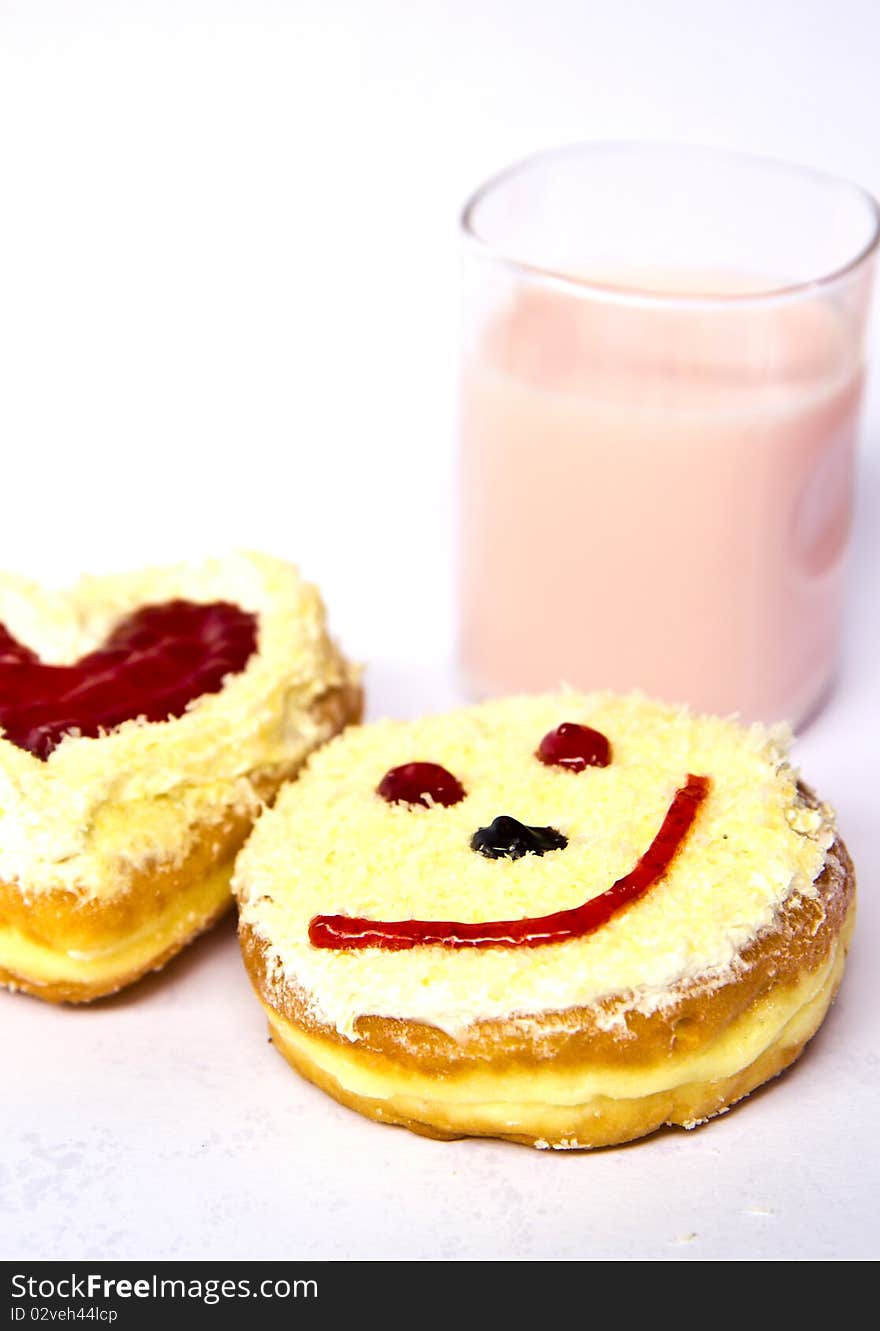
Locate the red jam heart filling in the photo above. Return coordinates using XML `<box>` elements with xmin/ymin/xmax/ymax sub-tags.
<box><xmin>0</xmin><ymin>600</ymin><xmax>258</xmax><ymax>759</ymax></box>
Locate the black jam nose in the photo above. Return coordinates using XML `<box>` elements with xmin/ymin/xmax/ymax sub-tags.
<box><xmin>470</xmin><ymin>816</ymin><xmax>568</xmax><ymax>861</ymax></box>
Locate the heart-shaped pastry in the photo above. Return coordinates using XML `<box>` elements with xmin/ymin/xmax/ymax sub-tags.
<box><xmin>0</xmin><ymin>551</ymin><xmax>361</xmax><ymax>1003</ymax></box>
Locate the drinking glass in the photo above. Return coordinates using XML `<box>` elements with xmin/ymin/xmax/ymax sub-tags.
<box><xmin>458</xmin><ymin>144</ymin><xmax>879</xmax><ymax>725</ymax></box>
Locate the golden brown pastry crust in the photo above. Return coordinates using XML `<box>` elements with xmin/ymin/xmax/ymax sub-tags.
<box><xmin>239</xmin><ymin>833</ymin><xmax>854</xmax><ymax>1148</ymax></box>
<box><xmin>1</xmin><ymin>675</ymin><xmax>361</xmax><ymax>1004</ymax></box>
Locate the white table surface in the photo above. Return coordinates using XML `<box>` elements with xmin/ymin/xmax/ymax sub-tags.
<box><xmin>4</xmin><ymin>496</ymin><xmax>879</xmax><ymax>1262</ymax></box>
<box><xmin>2</xmin><ymin>0</ymin><xmax>880</xmax><ymax>1263</ymax></box>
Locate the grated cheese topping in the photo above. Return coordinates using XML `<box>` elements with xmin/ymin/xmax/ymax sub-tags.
<box><xmin>0</xmin><ymin>551</ymin><xmax>356</xmax><ymax>896</ymax></box>
<box><xmin>234</xmin><ymin>691</ymin><xmax>835</xmax><ymax>1037</ymax></box>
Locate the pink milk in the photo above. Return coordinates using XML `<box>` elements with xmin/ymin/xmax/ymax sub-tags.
<box><xmin>459</xmin><ymin>277</ymin><xmax>865</xmax><ymax>725</ymax></box>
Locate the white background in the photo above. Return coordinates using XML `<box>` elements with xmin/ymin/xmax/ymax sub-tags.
<box><xmin>1</xmin><ymin>0</ymin><xmax>879</xmax><ymax>1262</ymax></box>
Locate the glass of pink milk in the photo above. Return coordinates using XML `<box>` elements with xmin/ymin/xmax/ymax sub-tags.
<box><xmin>459</xmin><ymin>145</ymin><xmax>879</xmax><ymax>726</ymax></box>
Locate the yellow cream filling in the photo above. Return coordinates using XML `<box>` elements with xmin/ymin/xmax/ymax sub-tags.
<box><xmin>267</xmin><ymin>918</ymin><xmax>848</xmax><ymax>1110</ymax></box>
<box><xmin>0</xmin><ymin>552</ymin><xmax>355</xmax><ymax>898</ymax></box>
<box><xmin>235</xmin><ymin>692</ymin><xmax>836</xmax><ymax>1035</ymax></box>
<box><xmin>0</xmin><ymin>860</ymin><xmax>233</xmax><ymax>989</ymax></box>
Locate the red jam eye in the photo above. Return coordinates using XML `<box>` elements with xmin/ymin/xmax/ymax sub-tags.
<box><xmin>536</xmin><ymin>722</ymin><xmax>611</xmax><ymax>772</ymax></box>
<box><xmin>377</xmin><ymin>762</ymin><xmax>466</xmax><ymax>808</ymax></box>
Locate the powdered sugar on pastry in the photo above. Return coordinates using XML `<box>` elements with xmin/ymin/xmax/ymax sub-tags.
<box><xmin>0</xmin><ymin>552</ymin><xmax>358</xmax><ymax>896</ymax></box>
<box><xmin>234</xmin><ymin>692</ymin><xmax>835</xmax><ymax>1037</ymax></box>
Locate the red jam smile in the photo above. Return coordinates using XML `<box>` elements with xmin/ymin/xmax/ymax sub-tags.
<box><xmin>537</xmin><ymin>722</ymin><xmax>611</xmax><ymax>771</ymax></box>
<box><xmin>377</xmin><ymin>762</ymin><xmax>466</xmax><ymax>808</ymax></box>
<box><xmin>0</xmin><ymin>600</ymin><xmax>258</xmax><ymax>760</ymax></box>
<box><xmin>310</xmin><ymin>774</ymin><xmax>710</xmax><ymax>950</ymax></box>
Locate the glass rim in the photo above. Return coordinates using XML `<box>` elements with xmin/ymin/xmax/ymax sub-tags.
<box><xmin>460</xmin><ymin>141</ymin><xmax>880</xmax><ymax>307</ymax></box>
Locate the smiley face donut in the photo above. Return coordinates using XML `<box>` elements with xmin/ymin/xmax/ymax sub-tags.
<box><xmin>0</xmin><ymin>551</ymin><xmax>360</xmax><ymax>1003</ymax></box>
<box><xmin>234</xmin><ymin>692</ymin><xmax>854</xmax><ymax>1150</ymax></box>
